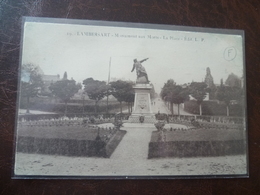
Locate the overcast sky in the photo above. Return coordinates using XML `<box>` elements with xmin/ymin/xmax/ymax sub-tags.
<box><xmin>21</xmin><ymin>21</ymin><xmax>244</xmax><ymax>93</ymax></box>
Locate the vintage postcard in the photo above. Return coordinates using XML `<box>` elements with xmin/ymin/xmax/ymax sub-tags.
<box><xmin>13</xmin><ymin>17</ymin><xmax>248</xmax><ymax>179</ymax></box>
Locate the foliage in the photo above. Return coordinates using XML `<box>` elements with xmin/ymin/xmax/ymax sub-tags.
<box><xmin>189</xmin><ymin>82</ymin><xmax>208</xmax><ymax>115</ymax></box>
<box><xmin>49</xmin><ymin>79</ymin><xmax>81</xmax><ymax>103</ymax></box>
<box><xmin>83</xmin><ymin>78</ymin><xmax>107</xmax><ymax>104</ymax></box>
<box><xmin>225</xmin><ymin>73</ymin><xmax>241</xmax><ymax>87</ymax></box>
<box><xmin>104</xmin><ymin>84</ymin><xmax>112</xmax><ymax>113</ymax></box>
<box><xmin>150</xmin><ymin>83</ymin><xmax>156</xmax><ymax>99</ymax></box>
<box><xmin>49</xmin><ymin>78</ymin><xmax>81</xmax><ymax>115</ymax></box>
<box><xmin>20</xmin><ymin>64</ymin><xmax>44</xmax><ymax>113</ymax></box>
<box><xmin>216</xmin><ymin>84</ymin><xmax>243</xmax><ymax>116</ymax></box>
<box><xmin>161</xmin><ymin>79</ymin><xmax>175</xmax><ymax>98</ymax></box>
<box><xmin>20</xmin><ymin>64</ymin><xmax>43</xmax><ymax>98</ymax></box>
<box><xmin>155</xmin><ymin>113</ymin><xmax>168</xmax><ymax>121</ymax></box>
<box><xmin>160</xmin><ymin>79</ymin><xmax>190</xmax><ymax>115</ymax></box>
<box><xmin>160</xmin><ymin>79</ymin><xmax>175</xmax><ymax>115</ymax></box>
<box><xmin>189</xmin><ymin>82</ymin><xmax>208</xmax><ymax>104</ymax></box>
<box><xmin>124</xmin><ymin>89</ymin><xmax>135</xmax><ymax>103</ymax></box>
<box><xmin>216</xmin><ymin>85</ymin><xmax>242</xmax><ymax>105</ymax></box>
<box><xmin>113</xmin><ymin>120</ymin><xmax>123</xmax><ymax>129</ymax></box>
<box><xmin>154</xmin><ymin>121</ymin><xmax>165</xmax><ymax>131</ymax></box>
<box><xmin>110</xmin><ymin>80</ymin><xmax>134</xmax><ymax>113</ymax></box>
<box><xmin>110</xmin><ymin>80</ymin><xmax>134</xmax><ymax>102</ymax></box>
<box><xmin>83</xmin><ymin>78</ymin><xmax>109</xmax><ymax>113</ymax></box>
<box><xmin>191</xmin><ymin>119</ymin><xmax>201</xmax><ymax>128</ymax></box>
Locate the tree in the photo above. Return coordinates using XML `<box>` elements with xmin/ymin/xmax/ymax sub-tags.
<box><xmin>171</xmin><ymin>85</ymin><xmax>190</xmax><ymax>115</ymax></box>
<box><xmin>83</xmin><ymin>78</ymin><xmax>107</xmax><ymax>113</ymax></box>
<box><xmin>150</xmin><ymin>83</ymin><xmax>156</xmax><ymax>100</ymax></box>
<box><xmin>161</xmin><ymin>80</ymin><xmax>190</xmax><ymax>115</ymax></box>
<box><xmin>225</xmin><ymin>73</ymin><xmax>242</xmax><ymax>88</ymax></box>
<box><xmin>124</xmin><ymin>84</ymin><xmax>135</xmax><ymax>113</ymax></box>
<box><xmin>110</xmin><ymin>80</ymin><xmax>134</xmax><ymax>113</ymax></box>
<box><xmin>160</xmin><ymin>79</ymin><xmax>176</xmax><ymax>115</ymax></box>
<box><xmin>20</xmin><ymin>64</ymin><xmax>43</xmax><ymax>113</ymax></box>
<box><xmin>216</xmin><ymin>82</ymin><xmax>242</xmax><ymax>116</ymax></box>
<box><xmin>105</xmin><ymin>84</ymin><xmax>112</xmax><ymax>114</ymax></box>
<box><xmin>49</xmin><ymin>77</ymin><xmax>81</xmax><ymax>115</ymax></box>
<box><xmin>189</xmin><ymin>82</ymin><xmax>208</xmax><ymax>115</ymax></box>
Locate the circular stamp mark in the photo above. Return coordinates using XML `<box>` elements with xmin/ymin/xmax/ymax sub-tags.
<box><xmin>224</xmin><ymin>47</ymin><xmax>237</xmax><ymax>61</ymax></box>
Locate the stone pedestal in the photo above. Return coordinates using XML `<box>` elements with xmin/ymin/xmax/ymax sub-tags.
<box><xmin>128</xmin><ymin>83</ymin><xmax>156</xmax><ymax>123</ymax></box>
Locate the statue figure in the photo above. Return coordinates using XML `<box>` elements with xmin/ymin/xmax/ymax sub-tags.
<box><xmin>131</xmin><ymin>58</ymin><xmax>149</xmax><ymax>83</ymax></box>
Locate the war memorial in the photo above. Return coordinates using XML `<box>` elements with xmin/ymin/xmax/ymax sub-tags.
<box><xmin>128</xmin><ymin>58</ymin><xmax>157</xmax><ymax>123</ymax></box>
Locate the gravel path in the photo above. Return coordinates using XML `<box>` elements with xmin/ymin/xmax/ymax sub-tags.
<box><xmin>151</xmin><ymin>98</ymin><xmax>192</xmax><ymax>115</ymax></box>
<box><xmin>111</xmin><ymin>124</ymin><xmax>153</xmax><ymax>160</ymax></box>
<box><xmin>19</xmin><ymin>109</ymin><xmax>56</xmax><ymax>115</ymax></box>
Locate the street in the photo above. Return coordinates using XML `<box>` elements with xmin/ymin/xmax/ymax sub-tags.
<box><xmin>151</xmin><ymin>98</ymin><xmax>192</xmax><ymax>115</ymax></box>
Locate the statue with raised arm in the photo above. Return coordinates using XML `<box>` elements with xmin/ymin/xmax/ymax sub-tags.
<box><xmin>131</xmin><ymin>58</ymin><xmax>150</xmax><ymax>83</ymax></box>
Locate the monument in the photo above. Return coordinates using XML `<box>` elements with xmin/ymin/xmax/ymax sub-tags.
<box><xmin>128</xmin><ymin>58</ymin><xmax>156</xmax><ymax>123</ymax></box>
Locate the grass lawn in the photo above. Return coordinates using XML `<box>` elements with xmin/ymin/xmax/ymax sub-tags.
<box><xmin>150</xmin><ymin>127</ymin><xmax>245</xmax><ymax>142</ymax></box>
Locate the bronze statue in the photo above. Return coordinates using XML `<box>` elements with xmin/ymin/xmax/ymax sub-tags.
<box><xmin>131</xmin><ymin>58</ymin><xmax>149</xmax><ymax>83</ymax></box>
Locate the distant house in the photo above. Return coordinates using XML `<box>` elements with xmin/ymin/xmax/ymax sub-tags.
<box><xmin>41</xmin><ymin>74</ymin><xmax>60</xmax><ymax>94</ymax></box>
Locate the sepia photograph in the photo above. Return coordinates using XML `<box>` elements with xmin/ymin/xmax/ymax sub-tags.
<box><xmin>13</xmin><ymin>17</ymin><xmax>248</xmax><ymax>178</ymax></box>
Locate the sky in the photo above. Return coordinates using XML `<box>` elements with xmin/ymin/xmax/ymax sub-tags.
<box><xmin>21</xmin><ymin>20</ymin><xmax>244</xmax><ymax>93</ymax></box>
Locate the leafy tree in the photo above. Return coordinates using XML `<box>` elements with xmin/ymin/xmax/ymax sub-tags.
<box><xmin>83</xmin><ymin>78</ymin><xmax>107</xmax><ymax>113</ymax></box>
<box><xmin>216</xmin><ymin>82</ymin><xmax>242</xmax><ymax>116</ymax></box>
<box><xmin>161</xmin><ymin>79</ymin><xmax>189</xmax><ymax>115</ymax></box>
<box><xmin>110</xmin><ymin>80</ymin><xmax>134</xmax><ymax>113</ymax></box>
<box><xmin>124</xmin><ymin>83</ymin><xmax>135</xmax><ymax>113</ymax></box>
<box><xmin>189</xmin><ymin>82</ymin><xmax>208</xmax><ymax>115</ymax></box>
<box><xmin>160</xmin><ymin>79</ymin><xmax>176</xmax><ymax>115</ymax></box>
<box><xmin>150</xmin><ymin>83</ymin><xmax>156</xmax><ymax>100</ymax></box>
<box><xmin>225</xmin><ymin>73</ymin><xmax>241</xmax><ymax>88</ymax></box>
<box><xmin>172</xmin><ymin>86</ymin><xmax>190</xmax><ymax>115</ymax></box>
<box><xmin>49</xmin><ymin>77</ymin><xmax>81</xmax><ymax>115</ymax></box>
<box><xmin>20</xmin><ymin>64</ymin><xmax>43</xmax><ymax>113</ymax></box>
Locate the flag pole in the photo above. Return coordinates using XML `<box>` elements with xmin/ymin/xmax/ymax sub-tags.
<box><xmin>106</xmin><ymin>57</ymin><xmax>111</xmax><ymax>114</ymax></box>
<box><xmin>108</xmin><ymin>57</ymin><xmax>111</xmax><ymax>83</ymax></box>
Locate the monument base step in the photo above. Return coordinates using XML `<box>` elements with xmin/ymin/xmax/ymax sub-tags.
<box><xmin>128</xmin><ymin>115</ymin><xmax>157</xmax><ymax>123</ymax></box>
